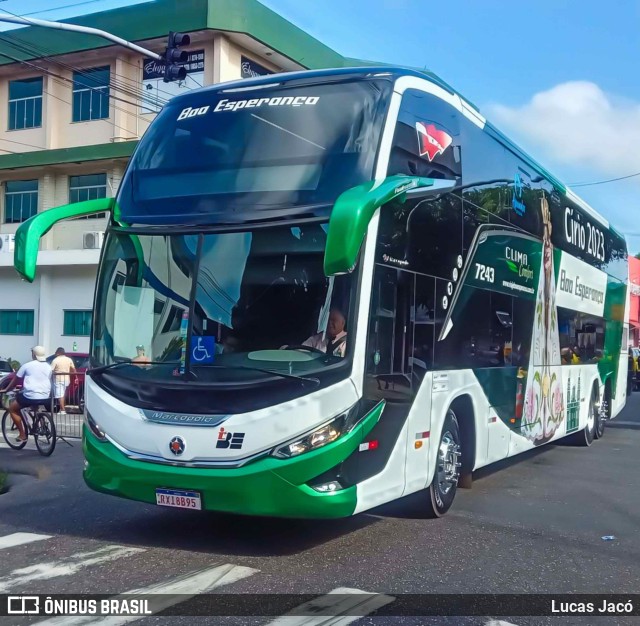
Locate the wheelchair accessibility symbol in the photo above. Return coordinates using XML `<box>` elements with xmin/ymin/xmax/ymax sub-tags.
<box><xmin>191</xmin><ymin>336</ymin><xmax>215</xmax><ymax>364</ymax></box>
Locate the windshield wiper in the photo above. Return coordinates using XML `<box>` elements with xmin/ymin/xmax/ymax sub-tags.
<box><xmin>89</xmin><ymin>361</ymin><xmax>319</xmax><ymax>385</ymax></box>
<box><xmin>89</xmin><ymin>360</ymin><xmax>180</xmax><ymax>375</ymax></box>
<box><xmin>205</xmin><ymin>364</ymin><xmax>319</xmax><ymax>385</ymax></box>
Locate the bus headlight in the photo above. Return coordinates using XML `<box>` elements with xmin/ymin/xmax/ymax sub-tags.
<box><xmin>85</xmin><ymin>411</ymin><xmax>107</xmax><ymax>442</ymax></box>
<box><xmin>272</xmin><ymin>414</ymin><xmax>346</xmax><ymax>459</ymax></box>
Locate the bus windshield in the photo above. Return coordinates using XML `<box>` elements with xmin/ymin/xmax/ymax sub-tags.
<box><xmin>116</xmin><ymin>78</ymin><xmax>391</xmax><ymax>224</ymax></box>
<box><xmin>92</xmin><ymin>224</ymin><xmax>356</xmax><ymax>385</ymax></box>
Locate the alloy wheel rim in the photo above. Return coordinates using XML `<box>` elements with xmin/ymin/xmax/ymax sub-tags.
<box><xmin>437</xmin><ymin>430</ymin><xmax>461</xmax><ymax>495</ymax></box>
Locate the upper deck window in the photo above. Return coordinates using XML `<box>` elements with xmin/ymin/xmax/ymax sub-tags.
<box><xmin>117</xmin><ymin>78</ymin><xmax>392</xmax><ymax>224</ymax></box>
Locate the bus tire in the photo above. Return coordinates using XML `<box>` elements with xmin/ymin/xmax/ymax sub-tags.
<box><xmin>594</xmin><ymin>383</ymin><xmax>609</xmax><ymax>440</ymax></box>
<box><xmin>568</xmin><ymin>385</ymin><xmax>597</xmax><ymax>447</ymax></box>
<box><xmin>425</xmin><ymin>409</ymin><xmax>461</xmax><ymax>518</ymax></box>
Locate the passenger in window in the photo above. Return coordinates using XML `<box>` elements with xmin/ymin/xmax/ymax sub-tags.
<box><xmin>572</xmin><ymin>346</ymin><xmax>581</xmax><ymax>364</ymax></box>
<box><xmin>302</xmin><ymin>308</ymin><xmax>348</xmax><ymax>357</ymax></box>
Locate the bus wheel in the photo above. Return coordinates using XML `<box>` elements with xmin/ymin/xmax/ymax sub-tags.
<box><xmin>426</xmin><ymin>409</ymin><xmax>461</xmax><ymax>518</ymax></box>
<box><xmin>594</xmin><ymin>385</ymin><xmax>609</xmax><ymax>440</ymax></box>
<box><xmin>569</xmin><ymin>385</ymin><xmax>596</xmax><ymax>447</ymax></box>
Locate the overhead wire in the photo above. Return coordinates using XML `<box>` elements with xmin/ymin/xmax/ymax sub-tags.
<box><xmin>20</xmin><ymin>0</ymin><xmax>112</xmax><ymax>17</ymax></box>
<box><xmin>7</xmin><ymin>34</ymin><xmax>176</xmax><ymax>106</ymax></box>
<box><xmin>0</xmin><ymin>5</ymin><xmax>173</xmax><ymax>109</ymax></box>
<box><xmin>0</xmin><ymin>29</ymin><xmax>173</xmax><ymax>111</ymax></box>
<box><xmin>0</xmin><ymin>48</ymin><xmax>144</xmax><ymax>139</ymax></box>
<box><xmin>569</xmin><ymin>171</ymin><xmax>640</xmax><ymax>187</ymax></box>
<box><xmin>0</xmin><ymin>28</ymin><xmax>177</xmax><ymax>128</ymax></box>
<box><xmin>0</xmin><ymin>3</ymin><xmax>198</xmax><ymax>101</ymax></box>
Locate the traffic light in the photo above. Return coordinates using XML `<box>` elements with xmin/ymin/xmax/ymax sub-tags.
<box><xmin>163</xmin><ymin>31</ymin><xmax>191</xmax><ymax>82</ymax></box>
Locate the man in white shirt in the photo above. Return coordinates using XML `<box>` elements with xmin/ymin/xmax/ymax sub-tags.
<box><xmin>4</xmin><ymin>346</ymin><xmax>52</xmax><ymax>443</ymax></box>
<box><xmin>302</xmin><ymin>308</ymin><xmax>348</xmax><ymax>358</ymax></box>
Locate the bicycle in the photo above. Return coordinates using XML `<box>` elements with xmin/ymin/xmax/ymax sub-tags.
<box><xmin>1</xmin><ymin>392</ymin><xmax>56</xmax><ymax>456</ymax></box>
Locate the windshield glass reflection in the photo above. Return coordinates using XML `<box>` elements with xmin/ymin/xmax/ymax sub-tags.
<box><xmin>93</xmin><ymin>224</ymin><xmax>355</xmax><ymax>384</ymax></box>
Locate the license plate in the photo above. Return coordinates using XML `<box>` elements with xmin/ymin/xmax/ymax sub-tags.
<box><xmin>155</xmin><ymin>488</ymin><xmax>201</xmax><ymax>510</ymax></box>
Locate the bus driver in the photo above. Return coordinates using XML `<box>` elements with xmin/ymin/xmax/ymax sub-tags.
<box><xmin>302</xmin><ymin>308</ymin><xmax>348</xmax><ymax>357</ymax></box>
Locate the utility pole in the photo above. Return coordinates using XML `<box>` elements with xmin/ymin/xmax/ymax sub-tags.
<box><xmin>0</xmin><ymin>14</ymin><xmax>191</xmax><ymax>82</ymax></box>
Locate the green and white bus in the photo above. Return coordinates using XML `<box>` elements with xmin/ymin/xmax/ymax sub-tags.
<box><xmin>15</xmin><ymin>67</ymin><xmax>629</xmax><ymax>518</ymax></box>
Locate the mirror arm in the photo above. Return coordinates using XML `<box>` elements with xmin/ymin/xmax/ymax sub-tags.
<box><xmin>14</xmin><ymin>197</ymin><xmax>115</xmax><ymax>282</ymax></box>
<box><xmin>324</xmin><ymin>175</ymin><xmax>436</xmax><ymax>276</ymax></box>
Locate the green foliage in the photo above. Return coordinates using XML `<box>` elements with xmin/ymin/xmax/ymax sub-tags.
<box><xmin>635</xmin><ymin>252</ymin><xmax>640</xmax><ymax>260</ymax></box>
<box><xmin>160</xmin><ymin>336</ymin><xmax>184</xmax><ymax>362</ymax></box>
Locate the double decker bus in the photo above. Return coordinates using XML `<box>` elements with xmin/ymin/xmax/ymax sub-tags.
<box><xmin>15</xmin><ymin>67</ymin><xmax>629</xmax><ymax>518</ymax></box>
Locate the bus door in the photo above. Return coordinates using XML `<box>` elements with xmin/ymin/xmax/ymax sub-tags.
<box><xmin>348</xmin><ymin>264</ymin><xmax>415</xmax><ymax>491</ymax></box>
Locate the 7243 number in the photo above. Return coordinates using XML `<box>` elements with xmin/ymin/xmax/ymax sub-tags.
<box><xmin>475</xmin><ymin>263</ymin><xmax>495</xmax><ymax>283</ymax></box>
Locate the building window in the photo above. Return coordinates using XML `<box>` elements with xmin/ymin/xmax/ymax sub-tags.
<box><xmin>8</xmin><ymin>77</ymin><xmax>43</xmax><ymax>130</ymax></box>
<box><xmin>0</xmin><ymin>310</ymin><xmax>34</xmax><ymax>335</ymax></box>
<box><xmin>64</xmin><ymin>310</ymin><xmax>92</xmax><ymax>336</ymax></box>
<box><xmin>69</xmin><ymin>173</ymin><xmax>108</xmax><ymax>219</ymax></box>
<box><xmin>72</xmin><ymin>66</ymin><xmax>110</xmax><ymax>122</ymax></box>
<box><xmin>4</xmin><ymin>179</ymin><xmax>38</xmax><ymax>223</ymax></box>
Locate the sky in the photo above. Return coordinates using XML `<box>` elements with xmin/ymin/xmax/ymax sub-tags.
<box><xmin>1</xmin><ymin>0</ymin><xmax>639</xmax><ymax>252</ymax></box>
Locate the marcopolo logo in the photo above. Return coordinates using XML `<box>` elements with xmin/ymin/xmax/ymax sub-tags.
<box><xmin>382</xmin><ymin>253</ymin><xmax>409</xmax><ymax>267</ymax></box>
<box><xmin>169</xmin><ymin>436</ymin><xmax>186</xmax><ymax>456</ymax></box>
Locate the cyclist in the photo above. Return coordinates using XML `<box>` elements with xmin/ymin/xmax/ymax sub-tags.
<box><xmin>3</xmin><ymin>346</ymin><xmax>52</xmax><ymax>443</ymax></box>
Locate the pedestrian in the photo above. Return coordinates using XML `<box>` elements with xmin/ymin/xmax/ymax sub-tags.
<box><xmin>51</xmin><ymin>347</ymin><xmax>75</xmax><ymax>415</ymax></box>
<box><xmin>3</xmin><ymin>346</ymin><xmax>51</xmax><ymax>442</ymax></box>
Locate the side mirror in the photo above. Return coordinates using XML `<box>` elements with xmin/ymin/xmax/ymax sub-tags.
<box><xmin>323</xmin><ymin>175</ymin><xmax>456</xmax><ymax>276</ymax></box>
<box><xmin>14</xmin><ymin>197</ymin><xmax>114</xmax><ymax>282</ymax></box>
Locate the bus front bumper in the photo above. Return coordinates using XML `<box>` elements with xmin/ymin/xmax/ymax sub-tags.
<box><xmin>82</xmin><ymin>406</ymin><xmax>381</xmax><ymax>519</ymax></box>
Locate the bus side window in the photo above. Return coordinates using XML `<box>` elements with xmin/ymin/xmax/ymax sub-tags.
<box><xmin>387</xmin><ymin>88</ymin><xmax>461</xmax><ymax>180</ymax></box>
<box><xmin>490</xmin><ymin>292</ymin><xmax>513</xmax><ymax>366</ymax></box>
<box><xmin>512</xmin><ymin>296</ymin><xmax>535</xmax><ymax>369</ymax></box>
<box><xmin>412</xmin><ymin>274</ymin><xmax>435</xmax><ymax>382</ymax></box>
<box><xmin>364</xmin><ymin>265</ymin><xmax>414</xmax><ymax>401</ymax></box>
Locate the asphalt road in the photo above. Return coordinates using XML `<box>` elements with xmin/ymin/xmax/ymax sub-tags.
<box><xmin>1</xmin><ymin>392</ymin><xmax>639</xmax><ymax>626</ymax></box>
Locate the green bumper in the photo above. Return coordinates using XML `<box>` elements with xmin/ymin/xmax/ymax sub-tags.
<box><xmin>83</xmin><ymin>403</ymin><xmax>383</xmax><ymax>519</ymax></box>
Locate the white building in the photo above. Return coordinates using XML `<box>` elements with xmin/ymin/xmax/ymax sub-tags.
<box><xmin>0</xmin><ymin>0</ymin><xmax>362</xmax><ymax>363</ymax></box>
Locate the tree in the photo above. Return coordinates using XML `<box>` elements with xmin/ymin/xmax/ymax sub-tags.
<box><xmin>635</xmin><ymin>252</ymin><xmax>640</xmax><ymax>260</ymax></box>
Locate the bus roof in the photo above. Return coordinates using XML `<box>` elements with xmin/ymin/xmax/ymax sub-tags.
<box><xmin>171</xmin><ymin>65</ymin><xmax>622</xmax><ymax>242</ymax></box>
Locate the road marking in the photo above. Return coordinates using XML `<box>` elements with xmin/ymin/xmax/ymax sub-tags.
<box><xmin>263</xmin><ymin>587</ymin><xmax>395</xmax><ymax>625</ymax></box>
<box><xmin>33</xmin><ymin>563</ymin><xmax>259</xmax><ymax>625</ymax></box>
<box><xmin>0</xmin><ymin>532</ymin><xmax>51</xmax><ymax>550</ymax></box>
<box><xmin>486</xmin><ymin>621</ymin><xmax>519</xmax><ymax>626</ymax></box>
<box><xmin>0</xmin><ymin>545</ymin><xmax>145</xmax><ymax>592</ymax></box>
